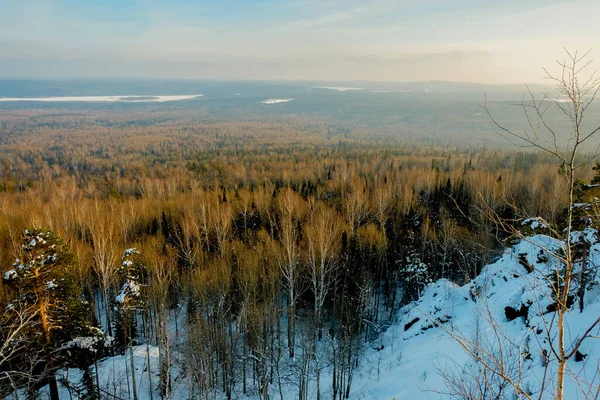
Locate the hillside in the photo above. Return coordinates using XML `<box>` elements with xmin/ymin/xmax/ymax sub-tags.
<box><xmin>22</xmin><ymin>228</ymin><xmax>599</xmax><ymax>400</ymax></box>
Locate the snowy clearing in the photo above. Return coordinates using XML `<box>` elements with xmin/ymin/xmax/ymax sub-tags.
<box><xmin>0</xmin><ymin>95</ymin><xmax>203</xmax><ymax>103</ymax></box>
<box><xmin>261</xmin><ymin>98</ymin><xmax>294</xmax><ymax>104</ymax></box>
<box><xmin>311</xmin><ymin>86</ymin><xmax>365</xmax><ymax>92</ymax></box>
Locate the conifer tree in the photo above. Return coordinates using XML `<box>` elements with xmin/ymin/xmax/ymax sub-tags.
<box><xmin>115</xmin><ymin>248</ymin><xmax>145</xmax><ymax>348</ymax></box>
<box><xmin>2</xmin><ymin>228</ymin><xmax>105</xmax><ymax>400</ymax></box>
<box><xmin>115</xmin><ymin>247</ymin><xmax>146</xmax><ymax>400</ymax></box>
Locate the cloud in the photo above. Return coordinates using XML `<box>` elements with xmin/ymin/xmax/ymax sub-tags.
<box><xmin>286</xmin><ymin>6</ymin><xmax>367</xmax><ymax>27</ymax></box>
<box><xmin>0</xmin><ymin>46</ymin><xmax>559</xmax><ymax>84</ymax></box>
<box><xmin>0</xmin><ymin>0</ymin><xmax>598</xmax><ymax>83</ymax></box>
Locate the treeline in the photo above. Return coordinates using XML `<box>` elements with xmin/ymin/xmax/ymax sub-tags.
<box><xmin>0</xmin><ymin>108</ymin><xmax>559</xmax><ymax>190</ymax></box>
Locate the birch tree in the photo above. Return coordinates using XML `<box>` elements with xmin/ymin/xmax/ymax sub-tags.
<box><xmin>475</xmin><ymin>48</ymin><xmax>600</xmax><ymax>400</ymax></box>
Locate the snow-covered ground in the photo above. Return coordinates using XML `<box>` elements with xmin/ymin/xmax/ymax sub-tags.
<box><xmin>311</xmin><ymin>86</ymin><xmax>365</xmax><ymax>92</ymax></box>
<box><xmin>261</xmin><ymin>98</ymin><xmax>294</xmax><ymax>104</ymax></box>
<box><xmin>0</xmin><ymin>95</ymin><xmax>203</xmax><ymax>102</ymax></box>
<box><xmin>19</xmin><ymin>230</ymin><xmax>600</xmax><ymax>400</ymax></box>
<box><xmin>351</xmin><ymin>232</ymin><xmax>600</xmax><ymax>399</ymax></box>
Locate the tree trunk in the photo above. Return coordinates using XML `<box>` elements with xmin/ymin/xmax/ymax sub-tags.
<box><xmin>144</xmin><ymin>313</ymin><xmax>154</xmax><ymax>400</ymax></box>
<box><xmin>556</xmin><ymin>356</ymin><xmax>566</xmax><ymax>400</ymax></box>
<box><xmin>130</xmin><ymin>330</ymin><xmax>138</xmax><ymax>400</ymax></box>
<box><xmin>578</xmin><ymin>243</ymin><xmax>588</xmax><ymax>313</ymax></box>
<box><xmin>287</xmin><ymin>302</ymin><xmax>295</xmax><ymax>358</ymax></box>
<box><xmin>49</xmin><ymin>372</ymin><xmax>60</xmax><ymax>400</ymax></box>
<box><xmin>103</xmin><ymin>285</ymin><xmax>113</xmax><ymax>337</ymax></box>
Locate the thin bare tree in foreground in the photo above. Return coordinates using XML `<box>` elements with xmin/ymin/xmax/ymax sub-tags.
<box><xmin>500</xmin><ymin>49</ymin><xmax>600</xmax><ymax>400</ymax></box>
<box><xmin>438</xmin><ymin>49</ymin><xmax>600</xmax><ymax>400</ymax></box>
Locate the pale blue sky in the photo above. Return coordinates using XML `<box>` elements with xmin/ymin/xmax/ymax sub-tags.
<box><xmin>1</xmin><ymin>0</ymin><xmax>598</xmax><ymax>83</ymax></box>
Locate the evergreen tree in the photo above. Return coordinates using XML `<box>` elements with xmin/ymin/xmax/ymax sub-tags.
<box><xmin>115</xmin><ymin>248</ymin><xmax>146</xmax><ymax>400</ymax></box>
<box><xmin>2</xmin><ymin>228</ymin><xmax>105</xmax><ymax>400</ymax></box>
<box><xmin>115</xmin><ymin>248</ymin><xmax>145</xmax><ymax>349</ymax></box>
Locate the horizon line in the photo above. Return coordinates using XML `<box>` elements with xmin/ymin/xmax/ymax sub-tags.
<box><xmin>0</xmin><ymin>76</ymin><xmax>554</xmax><ymax>87</ymax></box>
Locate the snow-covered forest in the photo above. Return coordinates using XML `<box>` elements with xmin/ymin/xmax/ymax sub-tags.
<box><xmin>1</xmin><ymin>53</ymin><xmax>600</xmax><ymax>400</ymax></box>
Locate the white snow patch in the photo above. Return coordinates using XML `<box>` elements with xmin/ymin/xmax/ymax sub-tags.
<box><xmin>123</xmin><ymin>248</ymin><xmax>138</xmax><ymax>256</ymax></box>
<box><xmin>0</xmin><ymin>95</ymin><xmax>203</xmax><ymax>103</ymax></box>
<box><xmin>3</xmin><ymin>269</ymin><xmax>17</xmax><ymax>281</ymax></box>
<box><xmin>116</xmin><ymin>280</ymin><xmax>141</xmax><ymax>304</ymax></box>
<box><xmin>522</xmin><ymin>217</ymin><xmax>549</xmax><ymax>230</ymax></box>
<box><xmin>261</xmin><ymin>98</ymin><xmax>294</xmax><ymax>104</ymax></box>
<box><xmin>311</xmin><ymin>86</ymin><xmax>365</xmax><ymax>92</ymax></box>
<box><xmin>350</xmin><ymin>230</ymin><xmax>600</xmax><ymax>400</ymax></box>
<box><xmin>67</xmin><ymin>336</ymin><xmax>102</xmax><ymax>352</ymax></box>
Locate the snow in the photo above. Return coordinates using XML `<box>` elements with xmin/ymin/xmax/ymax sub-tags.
<box><xmin>42</xmin><ymin>345</ymin><xmax>187</xmax><ymax>400</ymax></box>
<box><xmin>3</xmin><ymin>269</ymin><xmax>16</xmax><ymax>281</ymax></box>
<box><xmin>123</xmin><ymin>248</ymin><xmax>139</xmax><ymax>257</ymax></box>
<box><xmin>350</xmin><ymin>231</ymin><xmax>600</xmax><ymax>400</ymax></box>
<box><xmin>571</xmin><ymin>202</ymin><xmax>600</xmax><ymax>209</ymax></box>
<box><xmin>261</xmin><ymin>98</ymin><xmax>294</xmax><ymax>104</ymax></box>
<box><xmin>17</xmin><ymin>229</ymin><xmax>600</xmax><ymax>400</ymax></box>
<box><xmin>570</xmin><ymin>227</ymin><xmax>597</xmax><ymax>244</ymax></box>
<box><xmin>115</xmin><ymin>293</ymin><xmax>126</xmax><ymax>304</ymax></box>
<box><xmin>0</xmin><ymin>95</ymin><xmax>203</xmax><ymax>103</ymax></box>
<box><xmin>116</xmin><ymin>280</ymin><xmax>141</xmax><ymax>304</ymax></box>
<box><xmin>311</xmin><ymin>86</ymin><xmax>365</xmax><ymax>92</ymax></box>
<box><xmin>67</xmin><ymin>336</ymin><xmax>103</xmax><ymax>353</ymax></box>
<box><xmin>522</xmin><ymin>217</ymin><xmax>549</xmax><ymax>230</ymax></box>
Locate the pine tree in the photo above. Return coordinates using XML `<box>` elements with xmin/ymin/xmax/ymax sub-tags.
<box><xmin>115</xmin><ymin>248</ymin><xmax>145</xmax><ymax>349</ymax></box>
<box><xmin>115</xmin><ymin>247</ymin><xmax>146</xmax><ymax>400</ymax></box>
<box><xmin>2</xmin><ymin>228</ymin><xmax>105</xmax><ymax>400</ymax></box>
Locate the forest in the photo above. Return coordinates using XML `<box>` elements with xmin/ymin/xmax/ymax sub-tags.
<box><xmin>0</xmin><ymin>80</ymin><xmax>599</xmax><ymax>400</ymax></box>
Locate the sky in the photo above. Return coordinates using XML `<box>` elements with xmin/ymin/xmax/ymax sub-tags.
<box><xmin>0</xmin><ymin>0</ymin><xmax>599</xmax><ymax>83</ymax></box>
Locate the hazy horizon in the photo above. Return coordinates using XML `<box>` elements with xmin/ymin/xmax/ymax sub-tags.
<box><xmin>0</xmin><ymin>76</ymin><xmax>557</xmax><ymax>87</ymax></box>
<box><xmin>1</xmin><ymin>0</ymin><xmax>598</xmax><ymax>84</ymax></box>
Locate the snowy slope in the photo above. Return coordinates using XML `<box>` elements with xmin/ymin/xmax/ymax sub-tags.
<box><xmin>350</xmin><ymin>231</ymin><xmax>600</xmax><ymax>399</ymax></box>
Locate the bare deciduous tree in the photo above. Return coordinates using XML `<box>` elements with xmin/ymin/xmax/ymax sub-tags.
<box><xmin>468</xmin><ymin>48</ymin><xmax>600</xmax><ymax>400</ymax></box>
<box><xmin>88</xmin><ymin>202</ymin><xmax>121</xmax><ymax>337</ymax></box>
<box><xmin>276</xmin><ymin>187</ymin><xmax>306</xmax><ymax>358</ymax></box>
